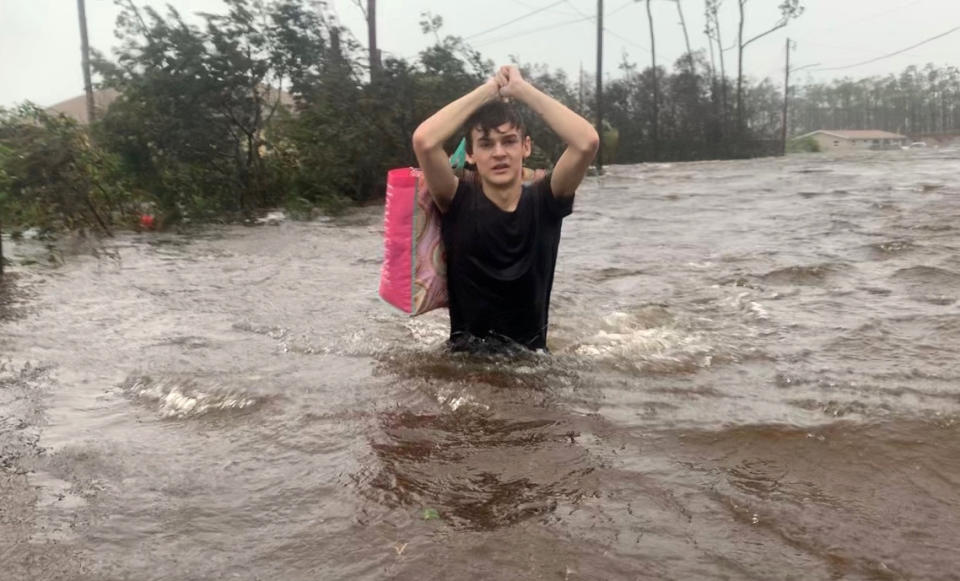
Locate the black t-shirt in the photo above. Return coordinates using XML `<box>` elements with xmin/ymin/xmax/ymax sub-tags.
<box><xmin>440</xmin><ymin>175</ymin><xmax>574</xmax><ymax>351</ymax></box>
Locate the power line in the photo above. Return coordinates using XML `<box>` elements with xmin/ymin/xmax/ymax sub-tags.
<box><xmin>604</xmin><ymin>0</ymin><xmax>655</xmax><ymax>54</ymax></box>
<box><xmin>797</xmin><ymin>39</ymin><xmax>948</xmax><ymax>63</ymax></box>
<box><xmin>810</xmin><ymin>25</ymin><xmax>960</xmax><ymax>72</ymax></box>
<box><xmin>465</xmin><ymin>0</ymin><xmax>567</xmax><ymax>40</ymax></box>
<box><xmin>719</xmin><ymin>0</ymin><xmax>913</xmax><ymax>54</ymax></box>
<box><xmin>801</xmin><ymin>0</ymin><xmax>927</xmax><ymax>35</ymax></box>
<box><xmin>608</xmin><ymin>0</ymin><xmax>635</xmax><ymax>17</ymax></box>
<box><xmin>565</xmin><ymin>0</ymin><xmax>648</xmax><ymax>52</ymax></box>
<box><xmin>473</xmin><ymin>15</ymin><xmax>593</xmax><ymax>47</ymax></box>
<box><xmin>605</xmin><ymin>27</ymin><xmax>650</xmax><ymax>53</ymax></box>
<box><xmin>514</xmin><ymin>0</ymin><xmax>550</xmax><ymax>9</ymax></box>
<box><xmin>564</xmin><ymin>0</ymin><xmax>635</xmax><ymax>19</ymax></box>
<box><xmin>563</xmin><ymin>0</ymin><xmax>589</xmax><ymax>19</ymax></box>
<box><xmin>468</xmin><ymin>0</ymin><xmax>641</xmax><ymax>51</ymax></box>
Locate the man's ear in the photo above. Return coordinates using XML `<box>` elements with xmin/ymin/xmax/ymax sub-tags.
<box><xmin>523</xmin><ymin>135</ymin><xmax>532</xmax><ymax>159</ymax></box>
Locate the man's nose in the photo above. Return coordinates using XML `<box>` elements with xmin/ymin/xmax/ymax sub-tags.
<box><xmin>492</xmin><ymin>142</ymin><xmax>507</xmax><ymax>156</ymax></box>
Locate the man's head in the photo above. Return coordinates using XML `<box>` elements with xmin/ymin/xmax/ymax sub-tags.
<box><xmin>462</xmin><ymin>101</ymin><xmax>532</xmax><ymax>188</ymax></box>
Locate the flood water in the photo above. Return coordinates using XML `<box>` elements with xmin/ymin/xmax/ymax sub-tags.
<box><xmin>2</xmin><ymin>149</ymin><xmax>960</xmax><ymax>580</ymax></box>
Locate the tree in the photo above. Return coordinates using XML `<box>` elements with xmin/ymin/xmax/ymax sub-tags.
<box><xmin>704</xmin><ymin>0</ymin><xmax>728</xmax><ymax>133</ymax></box>
<box><xmin>351</xmin><ymin>0</ymin><xmax>380</xmax><ymax>80</ymax></box>
<box><xmin>77</xmin><ymin>0</ymin><xmax>96</xmax><ymax>123</ymax></box>
<box><xmin>647</xmin><ymin>0</ymin><xmax>660</xmax><ymax>157</ymax></box>
<box><xmin>786</xmin><ymin>63</ymin><xmax>960</xmax><ymax>139</ymax></box>
<box><xmin>673</xmin><ymin>0</ymin><xmax>693</xmax><ymax>68</ymax></box>
<box><xmin>0</xmin><ymin>104</ymin><xmax>123</xmax><ymax>234</ymax></box>
<box><xmin>95</xmin><ymin>0</ymin><xmax>337</xmax><ymax>217</ymax></box>
<box><xmin>0</xmin><ymin>143</ymin><xmax>9</xmax><ymax>277</ymax></box>
<box><xmin>736</xmin><ymin>0</ymin><xmax>803</xmax><ymax>133</ymax></box>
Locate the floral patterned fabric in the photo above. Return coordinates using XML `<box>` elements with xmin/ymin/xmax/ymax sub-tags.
<box><xmin>379</xmin><ymin>167</ymin><xmax>447</xmax><ymax>315</ymax></box>
<box><xmin>379</xmin><ymin>167</ymin><xmax>548</xmax><ymax>316</ymax></box>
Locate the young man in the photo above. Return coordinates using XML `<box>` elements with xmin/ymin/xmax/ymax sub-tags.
<box><xmin>412</xmin><ymin>65</ymin><xmax>599</xmax><ymax>352</ymax></box>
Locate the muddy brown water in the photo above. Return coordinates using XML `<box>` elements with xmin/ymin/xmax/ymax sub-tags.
<box><xmin>2</xmin><ymin>149</ymin><xmax>960</xmax><ymax>580</ymax></box>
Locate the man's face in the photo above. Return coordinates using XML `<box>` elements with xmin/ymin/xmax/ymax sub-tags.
<box><xmin>466</xmin><ymin>123</ymin><xmax>532</xmax><ymax>188</ymax></box>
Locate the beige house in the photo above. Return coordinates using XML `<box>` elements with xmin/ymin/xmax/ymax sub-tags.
<box><xmin>46</xmin><ymin>89</ymin><xmax>121</xmax><ymax>124</ymax></box>
<box><xmin>795</xmin><ymin>130</ymin><xmax>909</xmax><ymax>151</ymax></box>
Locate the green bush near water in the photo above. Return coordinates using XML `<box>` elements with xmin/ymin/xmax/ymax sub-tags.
<box><xmin>787</xmin><ymin>136</ymin><xmax>822</xmax><ymax>153</ymax></box>
<box><xmin>0</xmin><ymin>104</ymin><xmax>136</xmax><ymax>234</ymax></box>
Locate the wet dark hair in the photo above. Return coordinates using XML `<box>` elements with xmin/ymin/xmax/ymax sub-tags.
<box><xmin>462</xmin><ymin>101</ymin><xmax>527</xmax><ymax>154</ymax></box>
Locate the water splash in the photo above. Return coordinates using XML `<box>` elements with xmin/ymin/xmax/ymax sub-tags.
<box><xmin>121</xmin><ymin>375</ymin><xmax>261</xmax><ymax>419</ymax></box>
<box><xmin>572</xmin><ymin>310</ymin><xmax>720</xmax><ymax>374</ymax></box>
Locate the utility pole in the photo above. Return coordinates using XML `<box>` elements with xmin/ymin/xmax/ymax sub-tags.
<box><xmin>77</xmin><ymin>0</ymin><xmax>96</xmax><ymax>123</ymax></box>
<box><xmin>596</xmin><ymin>0</ymin><xmax>604</xmax><ymax>173</ymax></box>
<box><xmin>367</xmin><ymin>0</ymin><xmax>380</xmax><ymax>81</ymax></box>
<box><xmin>675</xmin><ymin>0</ymin><xmax>692</xmax><ymax>64</ymax></box>
<box><xmin>781</xmin><ymin>38</ymin><xmax>791</xmax><ymax>155</ymax></box>
<box><xmin>647</xmin><ymin>0</ymin><xmax>659</xmax><ymax>158</ymax></box>
<box><xmin>579</xmin><ymin>61</ymin><xmax>584</xmax><ymax>114</ymax></box>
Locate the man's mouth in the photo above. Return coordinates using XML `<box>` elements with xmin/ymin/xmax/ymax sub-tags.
<box><xmin>492</xmin><ymin>163</ymin><xmax>510</xmax><ymax>172</ymax></box>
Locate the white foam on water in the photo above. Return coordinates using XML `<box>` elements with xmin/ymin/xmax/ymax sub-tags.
<box><xmin>573</xmin><ymin>311</ymin><xmax>718</xmax><ymax>373</ymax></box>
<box><xmin>433</xmin><ymin>384</ymin><xmax>489</xmax><ymax>412</ymax></box>
<box><xmin>404</xmin><ymin>317</ymin><xmax>450</xmax><ymax>347</ymax></box>
<box><xmin>725</xmin><ymin>291</ymin><xmax>771</xmax><ymax>321</ymax></box>
<box><xmin>123</xmin><ymin>376</ymin><xmax>260</xmax><ymax>419</ymax></box>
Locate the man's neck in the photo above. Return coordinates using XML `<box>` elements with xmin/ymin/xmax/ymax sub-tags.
<box><xmin>479</xmin><ymin>175</ymin><xmax>523</xmax><ymax>212</ymax></box>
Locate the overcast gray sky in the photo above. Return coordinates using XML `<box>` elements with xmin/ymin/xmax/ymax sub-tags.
<box><xmin>2</xmin><ymin>0</ymin><xmax>959</xmax><ymax>108</ymax></box>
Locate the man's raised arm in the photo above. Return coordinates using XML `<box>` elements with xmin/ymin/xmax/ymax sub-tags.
<box><xmin>496</xmin><ymin>65</ymin><xmax>599</xmax><ymax>199</ymax></box>
<box><xmin>412</xmin><ymin>78</ymin><xmax>501</xmax><ymax>212</ymax></box>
